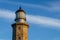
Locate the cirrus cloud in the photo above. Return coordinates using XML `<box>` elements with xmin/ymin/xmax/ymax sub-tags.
<box><xmin>0</xmin><ymin>1</ymin><xmax>60</xmax><ymax>12</ymax></box>
<box><xmin>0</xmin><ymin>9</ymin><xmax>60</xmax><ymax>29</ymax></box>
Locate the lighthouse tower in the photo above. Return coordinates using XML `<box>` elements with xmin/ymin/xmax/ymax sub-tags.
<box><xmin>12</xmin><ymin>7</ymin><xmax>29</xmax><ymax>40</ymax></box>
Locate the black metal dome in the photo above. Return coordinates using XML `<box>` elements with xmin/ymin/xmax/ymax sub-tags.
<box><xmin>16</xmin><ymin>7</ymin><xmax>25</xmax><ymax>13</ymax></box>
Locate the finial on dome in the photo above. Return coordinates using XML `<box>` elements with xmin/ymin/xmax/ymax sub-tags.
<box><xmin>19</xmin><ymin>7</ymin><xmax>22</xmax><ymax>10</ymax></box>
<box><xmin>15</xmin><ymin>6</ymin><xmax>25</xmax><ymax>13</ymax></box>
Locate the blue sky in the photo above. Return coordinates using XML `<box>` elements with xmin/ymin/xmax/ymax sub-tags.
<box><xmin>0</xmin><ymin>0</ymin><xmax>60</xmax><ymax>40</ymax></box>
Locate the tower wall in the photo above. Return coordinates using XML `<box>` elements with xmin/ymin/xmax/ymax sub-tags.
<box><xmin>23</xmin><ymin>25</ymin><xmax>28</xmax><ymax>40</ymax></box>
<box><xmin>12</xmin><ymin>23</ymin><xmax>29</xmax><ymax>40</ymax></box>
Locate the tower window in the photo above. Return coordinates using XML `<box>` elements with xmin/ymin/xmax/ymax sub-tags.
<box><xmin>18</xmin><ymin>37</ymin><xmax>21</xmax><ymax>40</ymax></box>
<box><xmin>18</xmin><ymin>27</ymin><xmax>21</xmax><ymax>30</ymax></box>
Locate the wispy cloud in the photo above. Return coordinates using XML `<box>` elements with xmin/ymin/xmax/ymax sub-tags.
<box><xmin>21</xmin><ymin>2</ymin><xmax>60</xmax><ymax>12</ymax></box>
<box><xmin>0</xmin><ymin>1</ymin><xmax>60</xmax><ymax>12</ymax></box>
<box><xmin>27</xmin><ymin>15</ymin><xmax>60</xmax><ymax>29</ymax></box>
<box><xmin>0</xmin><ymin>9</ymin><xmax>60</xmax><ymax>29</ymax></box>
<box><xmin>0</xmin><ymin>9</ymin><xmax>15</xmax><ymax>19</ymax></box>
<box><xmin>0</xmin><ymin>39</ymin><xmax>5</xmax><ymax>40</ymax></box>
<box><xmin>46</xmin><ymin>1</ymin><xmax>60</xmax><ymax>12</ymax></box>
<box><xmin>0</xmin><ymin>38</ymin><xmax>10</xmax><ymax>40</ymax></box>
<box><xmin>53</xmin><ymin>37</ymin><xmax>60</xmax><ymax>40</ymax></box>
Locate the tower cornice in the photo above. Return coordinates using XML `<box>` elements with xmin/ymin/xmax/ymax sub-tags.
<box><xmin>12</xmin><ymin>22</ymin><xmax>29</xmax><ymax>27</ymax></box>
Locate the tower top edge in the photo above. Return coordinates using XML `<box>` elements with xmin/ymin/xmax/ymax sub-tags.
<box><xmin>15</xmin><ymin>7</ymin><xmax>25</xmax><ymax>13</ymax></box>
